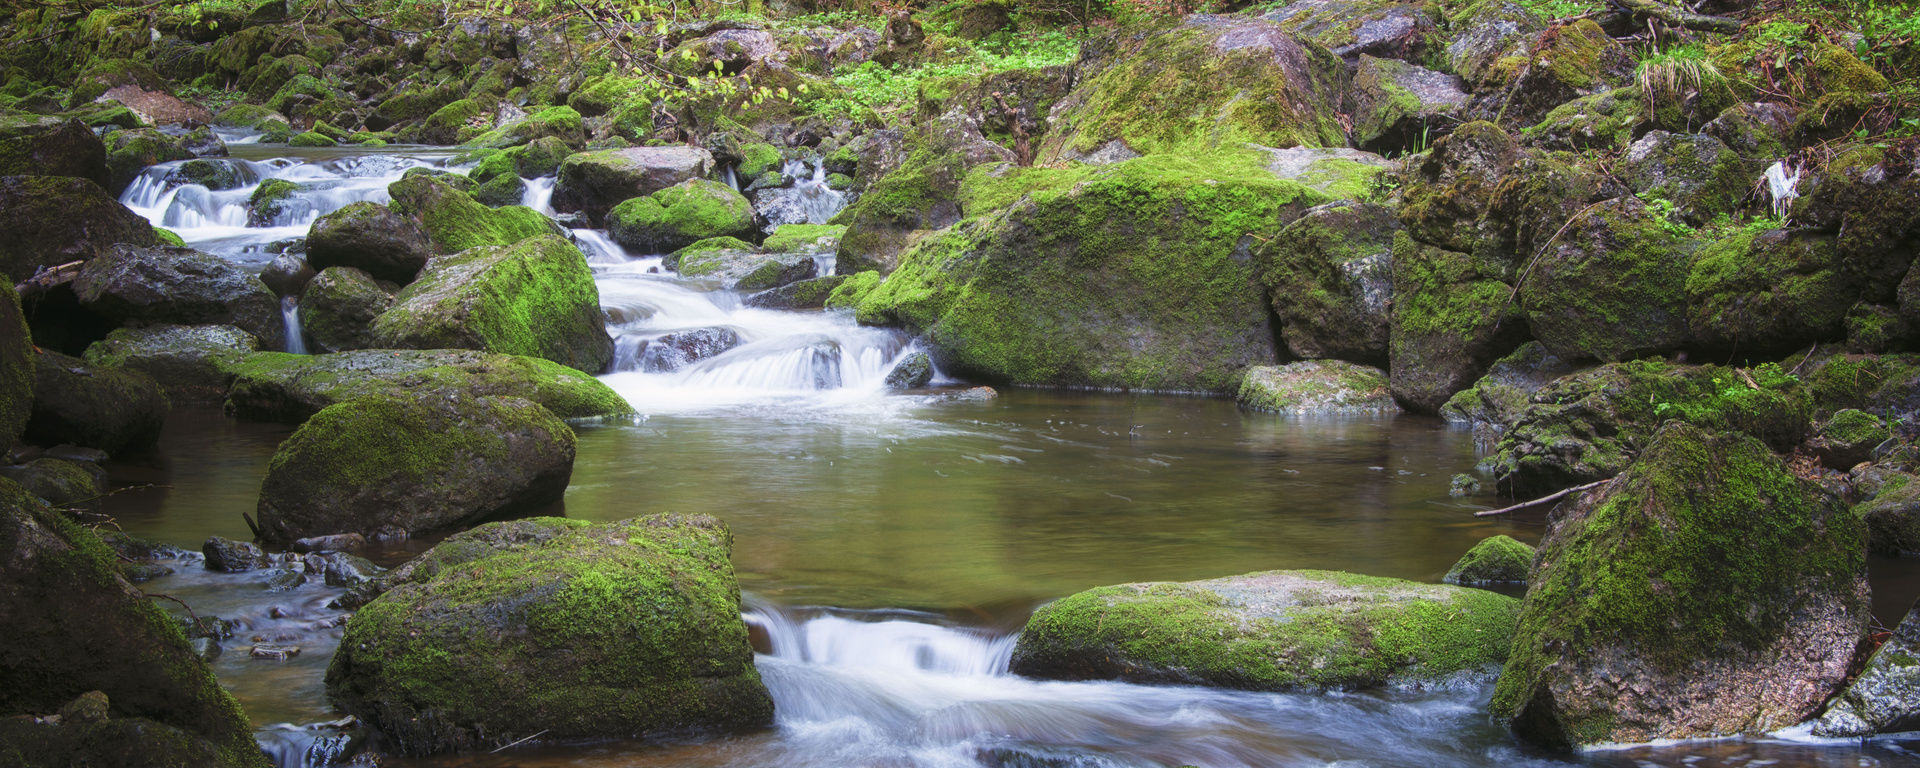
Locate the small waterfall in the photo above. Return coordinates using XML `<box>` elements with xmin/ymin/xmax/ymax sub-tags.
<box><xmin>723</xmin><ymin>164</ymin><xmax>741</xmax><ymax>192</ymax></box>
<box><xmin>570</xmin><ymin>228</ymin><xmax>634</xmax><ymax>266</ymax></box>
<box><xmin>281</xmin><ymin>296</ymin><xmax>307</xmax><ymax>354</ymax></box>
<box><xmin>783</xmin><ymin>158</ymin><xmax>847</xmax><ymax>225</ymax></box>
<box><xmin>255</xmin><ymin>720</ymin><xmax>357</xmax><ymax>768</ymax></box>
<box><xmin>521</xmin><ymin>175</ymin><xmax>556</xmax><ymax>215</ymax></box>
<box><xmin>747</xmin><ymin>603</ymin><xmax>1017</xmax><ymax>676</ymax></box>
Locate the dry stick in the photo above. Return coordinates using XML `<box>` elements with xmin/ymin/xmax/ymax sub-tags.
<box><xmin>491</xmin><ymin>730</ymin><xmax>550</xmax><ymax>753</ymax></box>
<box><xmin>1474</xmin><ymin>478</ymin><xmax>1613</xmax><ymax>517</ymax></box>
<box><xmin>146</xmin><ymin>592</ymin><xmax>202</xmax><ymax>627</ymax></box>
<box><xmin>1610</xmin><ymin>0</ymin><xmax>1742</xmax><ymax>33</ymax></box>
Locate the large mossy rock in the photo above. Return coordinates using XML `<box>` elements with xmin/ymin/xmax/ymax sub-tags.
<box><xmin>1622</xmin><ymin>131</ymin><xmax>1756</xmax><ymax>227</ymax></box>
<box><xmin>1386</xmin><ymin>232</ymin><xmax>1526</xmax><ymax>414</ymax></box>
<box><xmin>386</xmin><ymin>175</ymin><xmax>558</xmax><ymax>255</ymax></box>
<box><xmin>25</xmin><ymin>350</ymin><xmax>167</xmax><ymax>456</ymax></box>
<box><xmin>325</xmin><ymin>514</ymin><xmax>773</xmax><ymax>755</ymax></box>
<box><xmin>1687</xmin><ymin>228</ymin><xmax>1855</xmax><ymax>358</ymax></box>
<box><xmin>1814</xmin><ymin>598</ymin><xmax>1920</xmax><ymax>737</ymax></box>
<box><xmin>1255</xmin><ymin>200</ymin><xmax>1398</xmax><ymax>366</ymax></box>
<box><xmin>855</xmin><ymin>151</ymin><xmax>1324</xmax><ymax>393</ymax></box>
<box><xmin>0</xmin><ymin>115</ymin><xmax>108</xmax><ymax>186</ymax></box>
<box><xmin>1516</xmin><ymin>196</ymin><xmax>1693</xmax><ymax>363</ymax></box>
<box><xmin>1438</xmin><ymin>341</ymin><xmax>1580</xmax><ymax>436</ymax></box>
<box><xmin>1350</xmin><ymin>55</ymin><xmax>1467</xmax><ymax>153</ymax></box>
<box><xmin>0</xmin><ymin>175</ymin><xmax>159</xmax><ymax>283</ymax></box>
<box><xmin>1</xmin><ymin>281</ymin><xmax>30</xmax><ymax>455</ymax></box>
<box><xmin>1236</xmin><ymin>360</ymin><xmax>1396</xmax><ymax>415</ymax></box>
<box><xmin>369</xmin><ymin>234</ymin><xmax>613</xmax><ymax>374</ymax></box>
<box><xmin>298</xmin><ymin>267</ymin><xmax>394</xmax><ymax>354</ymax></box>
<box><xmin>305</xmin><ymin>201</ymin><xmax>433</xmax><ymax>284</ymax></box>
<box><xmin>81</xmin><ymin>324</ymin><xmax>260</xmax><ymax>403</ymax></box>
<box><xmin>1485</xmin><ymin>359</ymin><xmax>1811</xmax><ymax>496</ymax></box>
<box><xmin>72</xmin><ymin>244</ymin><xmax>284</xmax><ymax>350</ymax></box>
<box><xmin>1493</xmin><ymin>18</ymin><xmax>1634</xmax><ymax>128</ymax></box>
<box><xmin>1394</xmin><ymin>121</ymin><xmax>1519</xmax><ymax>254</ymax></box>
<box><xmin>553</xmin><ymin>145</ymin><xmax>714</xmax><ymax>225</ymax></box>
<box><xmin>1492</xmin><ymin>424</ymin><xmax>1868</xmax><ymax>751</ymax></box>
<box><xmin>1038</xmin><ymin>16</ymin><xmax>1346</xmax><ymax>164</ymax></box>
<box><xmin>1009</xmin><ymin>569</ymin><xmax>1520</xmax><ymax>691</ymax></box>
<box><xmin>0</xmin><ymin>479</ymin><xmax>268</xmax><ymax>768</ymax></box>
<box><xmin>606</xmin><ymin>179</ymin><xmax>756</xmax><ymax>253</ymax></box>
<box><xmin>255</xmin><ymin>392</ymin><xmax>576</xmax><ymax>544</ymax></box>
<box><xmin>102</xmin><ymin>128</ymin><xmax>196</xmax><ymax>195</ymax></box>
<box><xmin>223</xmin><ymin>349</ymin><xmax>632</xmax><ymax>424</ymax></box>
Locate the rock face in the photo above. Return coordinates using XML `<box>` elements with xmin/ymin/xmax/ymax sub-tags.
<box><xmin>1443</xmin><ymin>535</ymin><xmax>1533</xmax><ymax>586</ymax></box>
<box><xmin>606</xmin><ymin>179</ymin><xmax>756</xmax><ymax>253</ymax></box>
<box><xmin>25</xmin><ymin>350</ymin><xmax>168</xmax><ymax>456</ymax></box>
<box><xmin>72</xmin><ymin>244</ymin><xmax>285</xmax><ymax>350</ymax></box>
<box><xmin>1387</xmin><ymin>232</ymin><xmax>1526</xmax><ymax>414</ymax></box>
<box><xmin>0</xmin><ymin>175</ymin><xmax>159</xmax><ymax>282</ymax></box>
<box><xmin>857</xmin><ymin>152</ymin><xmax>1321</xmax><ymax>393</ymax></box>
<box><xmin>1517</xmin><ymin>196</ymin><xmax>1692</xmax><ymax>363</ymax></box>
<box><xmin>1438</xmin><ymin>341</ymin><xmax>1580</xmax><ymax>436</ymax></box>
<box><xmin>0</xmin><ymin>116</ymin><xmax>109</xmax><ymax>186</ymax></box>
<box><xmin>1814</xmin><ymin>598</ymin><xmax>1920</xmax><ymax>737</ymax></box>
<box><xmin>1256</xmin><ymin>201</ymin><xmax>1397</xmax><ymax>366</ymax></box>
<box><xmin>1236</xmin><ymin>361</ymin><xmax>1396</xmax><ymax>415</ymax></box>
<box><xmin>1688</xmin><ymin>228</ymin><xmax>1854</xmax><ymax>358</ymax></box>
<box><xmin>82</xmin><ymin>324</ymin><xmax>261</xmax><ymax>403</ymax></box>
<box><xmin>255</xmin><ymin>392</ymin><xmax>576</xmax><ymax>544</ymax></box>
<box><xmin>369</xmin><ymin>234</ymin><xmax>614</xmax><ymax>374</ymax></box>
<box><xmin>1492</xmin><ymin>424</ymin><xmax>1868</xmax><ymax>751</ymax></box>
<box><xmin>1010</xmin><ymin>569</ymin><xmax>1520</xmax><ymax>691</ymax></box>
<box><xmin>325</xmin><ymin>514</ymin><xmax>774</xmax><ymax>755</ymax></box>
<box><xmin>1852</xmin><ymin>475</ymin><xmax>1920</xmax><ymax>557</ymax></box>
<box><xmin>223</xmin><ymin>349</ymin><xmax>633</xmax><ymax>423</ymax></box>
<box><xmin>0</xmin><ymin>479</ymin><xmax>268</xmax><ymax>768</ymax></box>
<box><xmin>553</xmin><ymin>146</ymin><xmax>715</xmax><ymax>224</ymax></box>
<box><xmin>305</xmin><ymin>201</ymin><xmax>434</xmax><ymax>284</ymax></box>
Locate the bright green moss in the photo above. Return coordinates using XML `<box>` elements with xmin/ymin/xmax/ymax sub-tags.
<box><xmin>825</xmin><ymin>269</ymin><xmax>881</xmax><ymax>310</ymax></box>
<box><xmin>151</xmin><ymin>227</ymin><xmax>185</xmax><ymax>247</ymax></box>
<box><xmin>370</xmin><ymin>234</ymin><xmax>612</xmax><ymax>373</ymax></box>
<box><xmin>762</xmin><ymin>223</ymin><xmax>846</xmax><ymax>253</ymax></box>
<box><xmin>1444</xmin><ymin>535</ymin><xmax>1534</xmax><ymax>585</ymax></box>
<box><xmin>224</xmin><ymin>349</ymin><xmax>633</xmax><ymax>423</ymax></box>
<box><xmin>737</xmin><ymin>143</ymin><xmax>782</xmax><ymax>180</ymax></box>
<box><xmin>387</xmin><ymin>175</ymin><xmax>554</xmax><ymax>253</ymax></box>
<box><xmin>606</xmin><ymin>179</ymin><xmax>755</xmax><ymax>252</ymax></box>
<box><xmin>288</xmin><ymin>131</ymin><xmax>335</xmax><ymax>147</ymax></box>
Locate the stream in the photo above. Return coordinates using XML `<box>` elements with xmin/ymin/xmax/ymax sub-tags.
<box><xmin>99</xmin><ymin>140</ymin><xmax>1920</xmax><ymax>768</ymax></box>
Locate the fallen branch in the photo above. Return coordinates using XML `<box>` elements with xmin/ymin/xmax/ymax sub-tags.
<box><xmin>1474</xmin><ymin>478</ymin><xmax>1613</xmax><ymax>517</ymax></box>
<box><xmin>1609</xmin><ymin>0</ymin><xmax>1743</xmax><ymax>34</ymax></box>
<box><xmin>491</xmin><ymin>729</ymin><xmax>549</xmax><ymax>753</ymax></box>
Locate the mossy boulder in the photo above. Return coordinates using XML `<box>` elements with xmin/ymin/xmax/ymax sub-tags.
<box><xmin>0</xmin><ymin>457</ymin><xmax>100</xmax><ymax>507</ymax></box>
<box><xmin>1492</xmin><ymin>423</ymin><xmax>1868</xmax><ymax>751</ymax></box>
<box><xmin>465</xmin><ymin>105</ymin><xmax>585</xmax><ymax>150</ymax></box>
<box><xmin>1</xmin><ymin>280</ymin><xmax>30</xmax><ymax>455</ymax></box>
<box><xmin>1262</xmin><ymin>0</ymin><xmax>1440</xmax><ymax>61</ymax></box>
<box><xmin>0</xmin><ymin>115</ymin><xmax>108</xmax><ymax>186</ymax></box>
<box><xmin>1687</xmin><ymin>229</ymin><xmax>1854</xmax><ymax>358</ymax></box>
<box><xmin>1496</xmin><ymin>18</ymin><xmax>1634</xmax><ymax>128</ymax></box>
<box><xmin>1394</xmin><ymin>121</ymin><xmax>1520</xmax><ymax>254</ymax></box>
<box><xmin>1443</xmin><ymin>535</ymin><xmax>1533</xmax><ymax>586</ymax></box>
<box><xmin>255</xmin><ymin>392</ymin><xmax>576</xmax><ymax>544</ymax></box>
<box><xmin>1255</xmin><ymin>201</ymin><xmax>1398</xmax><ymax>366</ymax></box>
<box><xmin>246</xmin><ymin>178</ymin><xmax>302</xmax><ymax>227</ymax></box>
<box><xmin>24</xmin><ymin>350</ymin><xmax>166</xmax><ymax>456</ymax></box>
<box><xmin>386</xmin><ymin>174</ymin><xmax>558</xmax><ymax>255</ymax></box>
<box><xmin>473</xmin><ymin>171</ymin><xmax>527</xmax><ymax>208</ymax></box>
<box><xmin>223</xmin><ymin>349</ymin><xmax>630</xmax><ymax>424</ymax></box>
<box><xmin>1853</xmin><ymin>473</ymin><xmax>1920</xmax><ymax>557</ymax></box>
<box><xmin>826</xmin><ymin>270</ymin><xmax>881</xmax><ymax>310</ymax></box>
<box><xmin>679</xmin><ymin>246</ymin><xmax>817</xmax><ymax>291</ymax></box>
<box><xmin>287</xmin><ymin>131</ymin><xmax>334</xmax><ymax>148</ymax></box>
<box><xmin>0</xmin><ymin>175</ymin><xmax>158</xmax><ymax>282</ymax></box>
<box><xmin>1038</xmin><ymin>16</ymin><xmax>1346</xmax><ymax>164</ymax></box>
<box><xmin>1010</xmin><ymin>569</ymin><xmax>1520</xmax><ymax>691</ymax></box>
<box><xmin>831</xmin><ymin>110</ymin><xmax>1015</xmax><ymax>275</ymax></box>
<box><xmin>1814</xmin><ymin>599</ymin><xmax>1920</xmax><ymax>737</ymax></box>
<box><xmin>325</xmin><ymin>514</ymin><xmax>774</xmax><ymax>755</ymax></box>
<box><xmin>1387</xmin><ymin>232</ymin><xmax>1527</xmax><ymax>414</ymax></box>
<box><xmin>305</xmin><ymin>201</ymin><xmax>433</xmax><ymax>284</ymax></box>
<box><xmin>0</xmin><ymin>479</ymin><xmax>268</xmax><ymax>768</ymax></box>
<box><xmin>1809</xmin><ymin>409</ymin><xmax>1892</xmax><ymax>470</ymax></box>
<box><xmin>163</xmin><ymin>159</ymin><xmax>250</xmax><ymax>192</ymax></box>
<box><xmin>369</xmin><ymin>234</ymin><xmax>613</xmax><ymax>374</ymax></box>
<box><xmin>1438</xmin><ymin>341</ymin><xmax>1580</xmax><ymax>437</ymax></box>
<box><xmin>72</xmin><ymin>244</ymin><xmax>284</xmax><ymax>350</ymax></box>
<box><xmin>298</xmin><ymin>267</ymin><xmax>394</xmax><ymax>354</ymax></box>
<box><xmin>1443</xmin><ymin>0</ymin><xmax>1544</xmax><ymax>89</ymax></box>
<box><xmin>1236</xmin><ymin>361</ymin><xmax>1396</xmax><ymax>415</ymax></box>
<box><xmin>606</xmin><ymin>179</ymin><xmax>756</xmax><ymax>253</ymax></box>
<box><xmin>736</xmin><ymin>142</ymin><xmax>782</xmax><ymax>183</ymax></box>
<box><xmin>1350</xmin><ymin>55</ymin><xmax>1468</xmax><ymax>153</ymax></box>
<box><xmin>552</xmin><ymin>146</ymin><xmax>714</xmax><ymax>225</ymax></box>
<box><xmin>1517</xmin><ymin>196</ymin><xmax>1692</xmax><ymax>363</ymax></box>
<box><xmin>1526</xmin><ymin>88</ymin><xmax>1650</xmax><ymax>152</ymax></box>
<box><xmin>264</xmin><ymin>75</ymin><xmax>354</xmax><ymax>127</ymax></box>
<box><xmin>1622</xmin><ymin>131</ymin><xmax>1757</xmax><ymax>227</ymax></box>
<box><xmin>762</xmin><ymin>223</ymin><xmax>846</xmax><ymax>254</ymax></box>
<box><xmin>68</xmin><ymin>58</ymin><xmax>171</xmax><ymax>108</ymax></box>
<box><xmin>857</xmin><ymin>151</ymin><xmax>1323</xmax><ymax>392</ymax></box>
<box><xmin>102</xmin><ymin>128</ymin><xmax>195</xmax><ymax>195</ymax></box>
<box><xmin>513</xmin><ymin>136</ymin><xmax>573</xmax><ymax>178</ymax></box>
<box><xmin>81</xmin><ymin>324</ymin><xmax>261</xmax><ymax>404</ymax></box>
<box><xmin>1796</xmin><ymin>145</ymin><xmax>1920</xmax><ymax>301</ymax></box>
<box><xmin>414</xmin><ymin>99</ymin><xmax>488</xmax><ymax>146</ymax></box>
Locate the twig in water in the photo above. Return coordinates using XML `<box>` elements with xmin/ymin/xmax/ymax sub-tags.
<box><xmin>1474</xmin><ymin>478</ymin><xmax>1613</xmax><ymax>517</ymax></box>
<box><xmin>492</xmin><ymin>730</ymin><xmax>549</xmax><ymax>753</ymax></box>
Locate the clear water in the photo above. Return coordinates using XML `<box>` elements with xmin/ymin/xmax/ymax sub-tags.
<box><xmin>92</xmin><ymin>141</ymin><xmax>1920</xmax><ymax>768</ymax></box>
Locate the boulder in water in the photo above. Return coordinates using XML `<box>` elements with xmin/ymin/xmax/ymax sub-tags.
<box><xmin>369</xmin><ymin>234</ymin><xmax>614</xmax><ymax>374</ymax></box>
<box><xmin>0</xmin><ymin>115</ymin><xmax>109</xmax><ymax>186</ymax></box>
<box><xmin>202</xmin><ymin>536</ymin><xmax>269</xmax><ymax>572</ymax></box>
<box><xmin>1443</xmin><ymin>535</ymin><xmax>1533</xmax><ymax>586</ymax></box>
<box><xmin>255</xmin><ymin>392</ymin><xmax>576</xmax><ymax>544</ymax></box>
<box><xmin>1437</xmin><ymin>341</ymin><xmax>1580</xmax><ymax>439</ymax></box>
<box><xmin>884</xmin><ymin>351</ymin><xmax>933</xmax><ymax>389</ymax></box>
<box><xmin>0</xmin><ymin>479</ymin><xmax>269</xmax><ymax>768</ymax></box>
<box><xmin>82</xmin><ymin>324</ymin><xmax>262</xmax><ymax>403</ymax></box>
<box><xmin>606</xmin><ymin>179</ymin><xmax>756</xmax><ymax>254</ymax></box>
<box><xmin>164</xmin><ymin>158</ymin><xmax>252</xmax><ymax>192</ymax></box>
<box><xmin>1814</xmin><ymin>598</ymin><xmax>1920</xmax><ymax>737</ymax></box>
<box><xmin>298</xmin><ymin>267</ymin><xmax>395</xmax><ymax>354</ymax></box>
<box><xmin>325</xmin><ymin>514</ymin><xmax>773</xmax><ymax>755</ymax></box>
<box><xmin>636</xmin><ymin>327</ymin><xmax>741</xmax><ymax>373</ymax></box>
<box><xmin>72</xmin><ymin>244</ymin><xmax>285</xmax><ymax>350</ymax></box>
<box><xmin>553</xmin><ymin>145</ymin><xmax>714</xmax><ymax>224</ymax></box>
<box><xmin>224</xmin><ymin>348</ymin><xmax>633</xmax><ymax>424</ymax></box>
<box><xmin>24</xmin><ymin>350</ymin><xmax>167</xmax><ymax>456</ymax></box>
<box><xmin>103</xmin><ymin>128</ymin><xmax>197</xmax><ymax>195</ymax></box>
<box><xmin>1010</xmin><ymin>569</ymin><xmax>1520</xmax><ymax>691</ymax></box>
<box><xmin>1236</xmin><ymin>361</ymin><xmax>1396</xmax><ymax>415</ymax></box>
<box><xmin>744</xmin><ymin>275</ymin><xmax>849</xmax><ymax>310</ymax></box>
<box><xmin>1256</xmin><ymin>201</ymin><xmax>1398</xmax><ymax>366</ymax></box>
<box><xmin>306</xmin><ymin>201</ymin><xmax>434</xmax><ymax>284</ymax></box>
<box><xmin>386</xmin><ymin>175</ymin><xmax>558</xmax><ymax>255</ymax></box>
<box><xmin>0</xmin><ymin>175</ymin><xmax>159</xmax><ymax>283</ymax></box>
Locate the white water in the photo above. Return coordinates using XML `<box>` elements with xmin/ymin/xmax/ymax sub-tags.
<box><xmin>784</xmin><ymin>158</ymin><xmax>847</xmax><ymax>226</ymax></box>
<box><xmin>281</xmin><ymin>296</ymin><xmax>307</xmax><ymax>355</ymax></box>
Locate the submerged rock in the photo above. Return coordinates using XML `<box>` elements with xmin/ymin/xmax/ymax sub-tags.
<box><xmin>1236</xmin><ymin>361</ymin><xmax>1396</xmax><ymax>415</ymax></box>
<box><xmin>634</xmin><ymin>327</ymin><xmax>741</xmax><ymax>373</ymax></box>
<box><xmin>1010</xmin><ymin>569</ymin><xmax>1520</xmax><ymax>691</ymax></box>
<box><xmin>202</xmin><ymin>536</ymin><xmax>269</xmax><ymax>572</ymax></box>
<box><xmin>1443</xmin><ymin>535</ymin><xmax>1533</xmax><ymax>586</ymax></box>
<box><xmin>25</xmin><ymin>350</ymin><xmax>167</xmax><ymax>456</ymax></box>
<box><xmin>326</xmin><ymin>514</ymin><xmax>773</xmax><ymax>755</ymax></box>
<box><xmin>1814</xmin><ymin>598</ymin><xmax>1920</xmax><ymax>737</ymax></box>
<box><xmin>255</xmin><ymin>392</ymin><xmax>576</xmax><ymax>544</ymax></box>
<box><xmin>223</xmin><ymin>348</ymin><xmax>633</xmax><ymax>424</ymax></box>
<box><xmin>1492</xmin><ymin>424</ymin><xmax>1867</xmax><ymax>751</ymax></box>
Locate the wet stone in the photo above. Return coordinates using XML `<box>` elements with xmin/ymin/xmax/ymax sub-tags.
<box><xmin>202</xmin><ymin>536</ymin><xmax>268</xmax><ymax>572</ymax></box>
<box><xmin>250</xmin><ymin>644</ymin><xmax>302</xmax><ymax>661</ymax></box>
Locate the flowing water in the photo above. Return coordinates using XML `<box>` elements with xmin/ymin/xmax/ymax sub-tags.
<box><xmin>97</xmin><ymin>141</ymin><xmax>1920</xmax><ymax>768</ymax></box>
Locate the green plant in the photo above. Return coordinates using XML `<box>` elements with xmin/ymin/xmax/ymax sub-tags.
<box><xmin>1636</xmin><ymin>43</ymin><xmax>1728</xmax><ymax>107</ymax></box>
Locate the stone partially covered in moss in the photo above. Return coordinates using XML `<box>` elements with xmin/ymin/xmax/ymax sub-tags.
<box><xmin>1039</xmin><ymin>16</ymin><xmax>1346</xmax><ymax>164</ymax></box>
<box><xmin>1387</xmin><ymin>232</ymin><xmax>1526</xmax><ymax>414</ymax></box>
<box><xmin>255</xmin><ymin>392</ymin><xmax>575</xmax><ymax>544</ymax></box>
<box><xmin>325</xmin><ymin>514</ymin><xmax>773</xmax><ymax>755</ymax></box>
<box><xmin>1444</xmin><ymin>535</ymin><xmax>1533</xmax><ymax>586</ymax></box>
<box><xmin>736</xmin><ymin>142</ymin><xmax>782</xmax><ymax>184</ymax></box>
<box><xmin>1622</xmin><ymin>131</ymin><xmax>1757</xmax><ymax>227</ymax></box>
<box><xmin>1</xmin><ymin>280</ymin><xmax>29</xmax><ymax>455</ymax></box>
<box><xmin>1395</xmin><ymin>121</ymin><xmax>1520</xmax><ymax>254</ymax></box>
<box><xmin>24</xmin><ymin>350</ymin><xmax>167</xmax><ymax>456</ymax></box>
<box><xmin>287</xmin><ymin>131</ymin><xmax>335</xmax><ymax>148</ymax></box>
<box><xmin>1814</xmin><ymin>598</ymin><xmax>1920</xmax><ymax>737</ymax></box>
<box><xmin>1444</xmin><ymin>0</ymin><xmax>1545</xmax><ymax>89</ymax></box>
<box><xmin>832</xmin><ymin>110</ymin><xmax>1014</xmax><ymax>275</ymax></box>
<box><xmin>414</xmin><ymin>98</ymin><xmax>488</xmax><ymax>146</ymax></box>
<box><xmin>743</xmin><ymin>275</ymin><xmax>849</xmax><ymax>310</ymax></box>
<box><xmin>0</xmin><ymin>457</ymin><xmax>99</xmax><ymax>507</ymax></box>
<box><xmin>762</xmin><ymin>223</ymin><xmax>846</xmax><ymax>254</ymax></box>
<box><xmin>0</xmin><ymin>479</ymin><xmax>268</xmax><ymax>768</ymax></box>
<box><xmin>1809</xmin><ymin>409</ymin><xmax>1891</xmax><ymax>470</ymax></box>
<box><xmin>224</xmin><ymin>349</ymin><xmax>631</xmax><ymax>424</ymax></box>
<box><xmin>1350</xmin><ymin>55</ymin><xmax>1467</xmax><ymax>153</ymax></box>
<box><xmin>473</xmin><ymin>170</ymin><xmax>527</xmax><ymax>207</ymax></box>
<box><xmin>0</xmin><ymin>175</ymin><xmax>158</xmax><ymax>282</ymax></box>
<box><xmin>298</xmin><ymin>268</ymin><xmax>394</xmax><ymax>354</ymax></box>
<box><xmin>0</xmin><ymin>115</ymin><xmax>108</xmax><ymax>186</ymax></box>
<box><xmin>370</xmin><ymin>234</ymin><xmax>613</xmax><ymax>374</ymax></box>
<box><xmin>386</xmin><ymin>174</ymin><xmax>557</xmax><ymax>255</ymax></box>
<box><xmin>1853</xmin><ymin>474</ymin><xmax>1920</xmax><ymax>557</ymax></box>
<box><xmin>1237</xmin><ymin>361</ymin><xmax>1396</xmax><ymax>415</ymax></box>
<box><xmin>306</xmin><ymin>201</ymin><xmax>433</xmax><ymax>284</ymax></box>
<box><xmin>1010</xmin><ymin>569</ymin><xmax>1519</xmax><ymax>691</ymax></box>
<box><xmin>552</xmin><ymin>146</ymin><xmax>713</xmax><ymax>225</ymax></box>
<box><xmin>246</xmin><ymin>178</ymin><xmax>303</xmax><ymax>227</ymax></box>
<box><xmin>102</xmin><ymin>128</ymin><xmax>194</xmax><ymax>194</ymax></box>
<box><xmin>1487</xmin><ymin>358</ymin><xmax>1813</xmax><ymax>496</ymax></box>
<box><xmin>1687</xmin><ymin>228</ymin><xmax>1854</xmax><ymax>358</ymax></box>
<box><xmin>1256</xmin><ymin>201</ymin><xmax>1398</xmax><ymax>366</ymax></box>
<box><xmin>825</xmin><ymin>270</ymin><xmax>881</xmax><ymax>310</ymax></box>
<box><xmin>1495</xmin><ymin>18</ymin><xmax>1634</xmax><ymax>128</ymax></box>
<box><xmin>513</xmin><ymin>136</ymin><xmax>572</xmax><ymax>178</ymax></box>
<box><xmin>72</xmin><ymin>244</ymin><xmax>284</xmax><ymax>350</ymax></box>
<box><xmin>1438</xmin><ymin>341</ymin><xmax>1580</xmax><ymax>437</ymax></box>
<box><xmin>82</xmin><ymin>324</ymin><xmax>261</xmax><ymax>403</ymax></box>
<box><xmin>858</xmin><ymin>151</ymin><xmax>1322</xmax><ymax>393</ymax></box>
<box><xmin>607</xmin><ymin>179</ymin><xmax>756</xmax><ymax>253</ymax></box>
<box><xmin>1492</xmin><ymin>423</ymin><xmax>1867</xmax><ymax>751</ymax></box>
<box><xmin>1518</xmin><ymin>196</ymin><xmax>1692</xmax><ymax>363</ymax></box>
<box><xmin>1526</xmin><ymin>87</ymin><xmax>1648</xmax><ymax>153</ymax></box>
<box><xmin>466</xmin><ymin>105</ymin><xmax>584</xmax><ymax>150</ymax></box>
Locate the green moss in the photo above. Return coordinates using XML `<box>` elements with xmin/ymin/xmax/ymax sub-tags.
<box><xmin>387</xmin><ymin>175</ymin><xmax>554</xmax><ymax>254</ymax></box>
<box><xmin>224</xmin><ymin>349</ymin><xmax>632</xmax><ymax>422</ymax></box>
<box><xmin>737</xmin><ymin>143</ymin><xmax>783</xmax><ymax>180</ymax></box>
<box><xmin>1685</xmin><ymin>229</ymin><xmax>1851</xmax><ymax>355</ymax></box>
<box><xmin>825</xmin><ymin>270</ymin><xmax>881</xmax><ymax>310</ymax></box>
<box><xmin>1236</xmin><ymin>361</ymin><xmax>1394</xmax><ymax>414</ymax></box>
<box><xmin>421</xmin><ymin>98</ymin><xmax>487</xmax><ymax>144</ymax></box>
<box><xmin>606</xmin><ymin>179</ymin><xmax>755</xmax><ymax>252</ymax></box>
<box><xmin>762</xmin><ymin>223</ymin><xmax>846</xmax><ymax>253</ymax></box>
<box><xmin>151</xmin><ymin>227</ymin><xmax>185</xmax><ymax>247</ymax></box>
<box><xmin>1812</xmin><ymin>43</ymin><xmax>1889</xmax><ymax>94</ymax></box>
<box><xmin>1824</xmin><ymin>408</ymin><xmax>1890</xmax><ymax>447</ymax></box>
<box><xmin>288</xmin><ymin>131</ymin><xmax>335</xmax><ymax>147</ymax></box>
<box><xmin>466</xmin><ymin>105</ymin><xmax>585</xmax><ymax>149</ymax></box>
<box><xmin>247</xmin><ymin>178</ymin><xmax>301</xmax><ymax>226</ymax></box>
<box><xmin>1444</xmin><ymin>535</ymin><xmax>1534</xmax><ymax>585</ymax></box>
<box><xmin>1519</xmin><ymin>197</ymin><xmax>1692</xmax><ymax>362</ymax></box>
<box><xmin>370</xmin><ymin>234</ymin><xmax>610</xmax><ymax>373</ymax></box>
